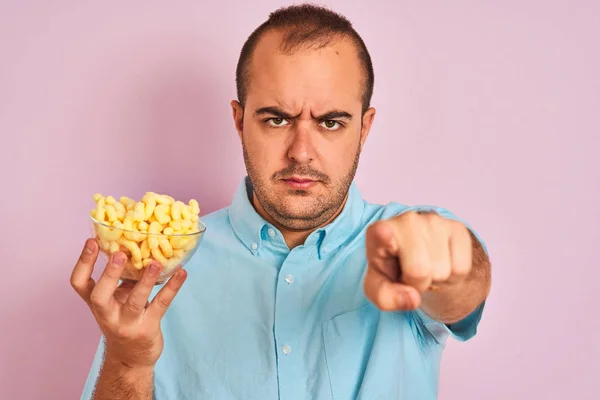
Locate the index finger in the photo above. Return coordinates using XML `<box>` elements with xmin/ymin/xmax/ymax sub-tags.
<box><xmin>365</xmin><ymin>221</ymin><xmax>401</xmax><ymax>281</ymax></box>
<box><xmin>70</xmin><ymin>238</ymin><xmax>98</xmax><ymax>304</ymax></box>
<box><xmin>364</xmin><ymin>263</ymin><xmax>421</xmax><ymax>311</ymax></box>
<box><xmin>89</xmin><ymin>251</ymin><xmax>127</xmax><ymax>312</ymax></box>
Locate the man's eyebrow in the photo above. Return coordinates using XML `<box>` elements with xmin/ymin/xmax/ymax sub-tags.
<box><xmin>314</xmin><ymin>110</ymin><xmax>353</xmax><ymax>121</ymax></box>
<box><xmin>253</xmin><ymin>107</ymin><xmax>298</xmax><ymax>119</ymax></box>
<box><xmin>253</xmin><ymin>107</ymin><xmax>353</xmax><ymax>121</ymax></box>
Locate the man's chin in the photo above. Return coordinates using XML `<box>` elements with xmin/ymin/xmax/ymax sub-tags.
<box><xmin>270</xmin><ymin>203</ymin><xmax>324</xmax><ymax>221</ymax></box>
<box><xmin>282</xmin><ymin>189</ymin><xmax>314</xmax><ymax>198</ymax></box>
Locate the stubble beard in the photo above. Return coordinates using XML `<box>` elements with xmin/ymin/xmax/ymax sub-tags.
<box><xmin>242</xmin><ymin>141</ymin><xmax>361</xmax><ymax>231</ymax></box>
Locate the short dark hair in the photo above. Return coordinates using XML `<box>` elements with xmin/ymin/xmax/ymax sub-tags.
<box><xmin>235</xmin><ymin>3</ymin><xmax>375</xmax><ymax>114</ymax></box>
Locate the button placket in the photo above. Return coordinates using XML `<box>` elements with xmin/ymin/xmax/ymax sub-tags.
<box><xmin>273</xmin><ymin>252</ymin><xmax>304</xmax><ymax>396</ymax></box>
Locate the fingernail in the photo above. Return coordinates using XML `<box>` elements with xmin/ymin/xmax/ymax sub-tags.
<box><xmin>176</xmin><ymin>269</ymin><xmax>186</xmax><ymax>280</ymax></box>
<box><xmin>149</xmin><ymin>263</ymin><xmax>160</xmax><ymax>275</ymax></box>
<box><xmin>84</xmin><ymin>240</ymin><xmax>95</xmax><ymax>253</ymax></box>
<box><xmin>113</xmin><ymin>252</ymin><xmax>125</xmax><ymax>266</ymax></box>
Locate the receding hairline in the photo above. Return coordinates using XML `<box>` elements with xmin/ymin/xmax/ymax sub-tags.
<box><xmin>235</xmin><ymin>4</ymin><xmax>374</xmax><ymax>113</ymax></box>
<box><xmin>276</xmin><ymin>25</ymin><xmax>348</xmax><ymax>53</ymax></box>
<box><xmin>239</xmin><ymin>26</ymin><xmax>370</xmax><ymax>109</ymax></box>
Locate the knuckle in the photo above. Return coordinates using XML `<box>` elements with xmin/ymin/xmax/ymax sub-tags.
<box><xmin>89</xmin><ymin>292</ymin><xmax>103</xmax><ymax>308</ymax></box>
<box><xmin>452</xmin><ymin>261</ymin><xmax>471</xmax><ymax>277</ymax></box>
<box><xmin>432</xmin><ymin>268</ymin><xmax>451</xmax><ymax>282</ymax></box>
<box><xmin>404</xmin><ymin>210</ymin><xmax>419</xmax><ymax>219</ymax></box>
<box><xmin>425</xmin><ymin>211</ymin><xmax>441</xmax><ymax>222</ymax></box>
<box><xmin>405</xmin><ymin>265</ymin><xmax>429</xmax><ymax>282</ymax></box>
<box><xmin>397</xmin><ymin>211</ymin><xmax>416</xmax><ymax>226</ymax></box>
<box><xmin>451</xmin><ymin>218</ymin><xmax>467</xmax><ymax>232</ymax></box>
<box><xmin>167</xmin><ymin>275</ymin><xmax>184</xmax><ymax>291</ymax></box>
<box><xmin>70</xmin><ymin>276</ymin><xmax>80</xmax><ymax>290</ymax></box>
<box><xmin>126</xmin><ymin>299</ymin><xmax>144</xmax><ymax>313</ymax></box>
<box><xmin>402</xmin><ymin>210</ymin><xmax>422</xmax><ymax>224</ymax></box>
<box><xmin>403</xmin><ymin>268</ymin><xmax>432</xmax><ymax>291</ymax></box>
<box><xmin>157</xmin><ymin>295</ymin><xmax>171</xmax><ymax>310</ymax></box>
<box><xmin>375</xmin><ymin>245</ymin><xmax>388</xmax><ymax>259</ymax></box>
<box><xmin>79</xmin><ymin>250</ymin><xmax>93</xmax><ymax>264</ymax></box>
<box><xmin>432</xmin><ymin>263</ymin><xmax>452</xmax><ymax>281</ymax></box>
<box><xmin>142</xmin><ymin>271</ymin><xmax>157</xmax><ymax>285</ymax></box>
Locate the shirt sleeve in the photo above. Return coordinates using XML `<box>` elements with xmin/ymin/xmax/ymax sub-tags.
<box><xmin>395</xmin><ymin>204</ymin><xmax>489</xmax><ymax>345</ymax></box>
<box><xmin>413</xmin><ymin>300</ymin><xmax>486</xmax><ymax>345</ymax></box>
<box><xmin>79</xmin><ymin>336</ymin><xmax>106</xmax><ymax>400</ymax></box>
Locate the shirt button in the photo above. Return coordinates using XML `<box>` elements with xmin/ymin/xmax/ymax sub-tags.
<box><xmin>285</xmin><ymin>274</ymin><xmax>294</xmax><ymax>284</ymax></box>
<box><xmin>268</xmin><ymin>228</ymin><xmax>276</xmax><ymax>238</ymax></box>
<box><xmin>322</xmin><ymin>246</ymin><xmax>329</xmax><ymax>254</ymax></box>
<box><xmin>282</xmin><ymin>344</ymin><xmax>291</xmax><ymax>355</ymax></box>
<box><xmin>251</xmin><ymin>242</ymin><xmax>258</xmax><ymax>250</ymax></box>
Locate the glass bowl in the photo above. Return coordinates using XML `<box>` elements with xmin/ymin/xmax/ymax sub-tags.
<box><xmin>89</xmin><ymin>215</ymin><xmax>206</xmax><ymax>285</ymax></box>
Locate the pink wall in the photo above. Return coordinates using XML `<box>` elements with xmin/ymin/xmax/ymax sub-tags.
<box><xmin>1</xmin><ymin>1</ymin><xmax>598</xmax><ymax>399</ymax></box>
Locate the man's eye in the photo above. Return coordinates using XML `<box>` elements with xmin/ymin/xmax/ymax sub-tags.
<box><xmin>321</xmin><ymin>120</ymin><xmax>341</xmax><ymax>130</ymax></box>
<box><xmin>267</xmin><ymin>118</ymin><xmax>289</xmax><ymax>126</ymax></box>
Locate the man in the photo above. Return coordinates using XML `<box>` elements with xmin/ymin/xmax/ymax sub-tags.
<box><xmin>73</xmin><ymin>4</ymin><xmax>491</xmax><ymax>400</ymax></box>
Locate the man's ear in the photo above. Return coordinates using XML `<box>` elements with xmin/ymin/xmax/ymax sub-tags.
<box><xmin>359</xmin><ymin>107</ymin><xmax>376</xmax><ymax>151</ymax></box>
<box><xmin>231</xmin><ymin>100</ymin><xmax>244</xmax><ymax>140</ymax></box>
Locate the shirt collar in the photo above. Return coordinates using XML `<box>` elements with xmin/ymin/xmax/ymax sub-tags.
<box><xmin>228</xmin><ymin>177</ymin><xmax>366</xmax><ymax>257</ymax></box>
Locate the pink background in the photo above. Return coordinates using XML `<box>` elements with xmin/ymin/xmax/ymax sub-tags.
<box><xmin>1</xmin><ymin>1</ymin><xmax>598</xmax><ymax>399</ymax></box>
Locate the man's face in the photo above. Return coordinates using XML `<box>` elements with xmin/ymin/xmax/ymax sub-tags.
<box><xmin>232</xmin><ymin>30</ymin><xmax>376</xmax><ymax>231</ymax></box>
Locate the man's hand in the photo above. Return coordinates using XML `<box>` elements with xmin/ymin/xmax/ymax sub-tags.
<box><xmin>70</xmin><ymin>238</ymin><xmax>188</xmax><ymax>399</ymax></box>
<box><xmin>71</xmin><ymin>238</ymin><xmax>187</xmax><ymax>367</ymax></box>
<box><xmin>364</xmin><ymin>210</ymin><xmax>484</xmax><ymax>315</ymax></box>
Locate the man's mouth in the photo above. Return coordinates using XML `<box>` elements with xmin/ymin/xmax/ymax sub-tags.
<box><xmin>282</xmin><ymin>177</ymin><xmax>318</xmax><ymax>189</ymax></box>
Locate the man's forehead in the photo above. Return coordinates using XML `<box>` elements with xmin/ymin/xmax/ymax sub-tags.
<box><xmin>247</xmin><ymin>29</ymin><xmax>364</xmax><ymax>110</ymax></box>
<box><xmin>249</xmin><ymin>82</ymin><xmax>359</xmax><ymax>116</ymax></box>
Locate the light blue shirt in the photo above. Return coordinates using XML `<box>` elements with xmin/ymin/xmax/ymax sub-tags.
<box><xmin>81</xmin><ymin>177</ymin><xmax>486</xmax><ymax>400</ymax></box>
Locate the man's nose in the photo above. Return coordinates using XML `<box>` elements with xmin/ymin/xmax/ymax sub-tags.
<box><xmin>286</xmin><ymin>122</ymin><xmax>316</xmax><ymax>164</ymax></box>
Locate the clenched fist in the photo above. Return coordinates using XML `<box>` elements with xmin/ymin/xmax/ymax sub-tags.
<box><xmin>364</xmin><ymin>210</ymin><xmax>474</xmax><ymax>311</ymax></box>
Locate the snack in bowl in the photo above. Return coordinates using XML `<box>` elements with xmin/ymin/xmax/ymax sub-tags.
<box><xmin>89</xmin><ymin>191</ymin><xmax>206</xmax><ymax>284</ymax></box>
